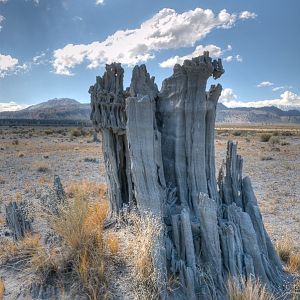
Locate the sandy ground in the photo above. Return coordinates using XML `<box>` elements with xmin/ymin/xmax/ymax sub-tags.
<box><xmin>0</xmin><ymin>124</ymin><xmax>299</xmax><ymax>298</ymax></box>
<box><xmin>0</xmin><ymin>125</ymin><xmax>299</xmax><ymax>247</ymax></box>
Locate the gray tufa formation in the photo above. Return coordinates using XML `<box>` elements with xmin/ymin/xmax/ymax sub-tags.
<box><xmin>5</xmin><ymin>201</ymin><xmax>32</xmax><ymax>241</ymax></box>
<box><xmin>89</xmin><ymin>53</ymin><xmax>289</xmax><ymax>299</ymax></box>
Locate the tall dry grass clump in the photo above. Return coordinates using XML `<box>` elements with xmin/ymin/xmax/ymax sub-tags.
<box><xmin>0</xmin><ymin>181</ymin><xmax>112</xmax><ymax>299</ymax></box>
<box><xmin>124</xmin><ymin>212</ymin><xmax>163</xmax><ymax>300</ymax></box>
<box><xmin>276</xmin><ymin>237</ymin><xmax>300</xmax><ymax>273</ymax></box>
<box><xmin>227</xmin><ymin>277</ymin><xmax>275</xmax><ymax>300</ymax></box>
<box><xmin>41</xmin><ymin>182</ymin><xmax>111</xmax><ymax>299</ymax></box>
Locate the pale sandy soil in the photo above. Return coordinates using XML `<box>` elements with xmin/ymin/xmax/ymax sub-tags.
<box><xmin>0</xmin><ymin>125</ymin><xmax>299</xmax><ymax>243</ymax></box>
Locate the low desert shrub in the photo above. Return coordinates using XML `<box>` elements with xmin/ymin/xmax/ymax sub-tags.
<box><xmin>70</xmin><ymin>128</ymin><xmax>86</xmax><ymax>137</ymax></box>
<box><xmin>34</xmin><ymin>162</ymin><xmax>50</xmax><ymax>173</ymax></box>
<box><xmin>269</xmin><ymin>136</ymin><xmax>280</xmax><ymax>146</ymax></box>
<box><xmin>281</xmin><ymin>131</ymin><xmax>293</xmax><ymax>136</ymax></box>
<box><xmin>44</xmin><ymin>129</ymin><xmax>54</xmax><ymax>135</ymax></box>
<box><xmin>227</xmin><ymin>277</ymin><xmax>275</xmax><ymax>300</ymax></box>
<box><xmin>260</xmin><ymin>133</ymin><xmax>272</xmax><ymax>142</ymax></box>
<box><xmin>260</xmin><ymin>156</ymin><xmax>273</xmax><ymax>161</ymax></box>
<box><xmin>232</xmin><ymin>131</ymin><xmax>242</xmax><ymax>137</ymax></box>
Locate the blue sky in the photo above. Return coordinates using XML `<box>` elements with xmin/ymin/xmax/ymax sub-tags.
<box><xmin>0</xmin><ymin>0</ymin><xmax>299</xmax><ymax>111</ymax></box>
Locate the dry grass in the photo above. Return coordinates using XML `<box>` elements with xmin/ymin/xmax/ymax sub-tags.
<box><xmin>37</xmin><ymin>182</ymin><xmax>109</xmax><ymax>299</ymax></box>
<box><xmin>65</xmin><ymin>180</ymin><xmax>107</xmax><ymax>202</ymax></box>
<box><xmin>276</xmin><ymin>237</ymin><xmax>294</xmax><ymax>264</ymax></box>
<box><xmin>123</xmin><ymin>213</ymin><xmax>163</xmax><ymax>300</ymax></box>
<box><xmin>0</xmin><ymin>181</ymin><xmax>111</xmax><ymax>299</ymax></box>
<box><xmin>227</xmin><ymin>277</ymin><xmax>275</xmax><ymax>300</ymax></box>
<box><xmin>288</xmin><ymin>253</ymin><xmax>300</xmax><ymax>273</ymax></box>
<box><xmin>70</xmin><ymin>128</ymin><xmax>86</xmax><ymax>137</ymax></box>
<box><xmin>276</xmin><ymin>237</ymin><xmax>300</xmax><ymax>274</ymax></box>
<box><xmin>105</xmin><ymin>233</ymin><xmax>119</xmax><ymax>256</ymax></box>
<box><xmin>0</xmin><ymin>279</ymin><xmax>4</xmax><ymax>300</ymax></box>
<box><xmin>0</xmin><ymin>234</ymin><xmax>49</xmax><ymax>269</ymax></box>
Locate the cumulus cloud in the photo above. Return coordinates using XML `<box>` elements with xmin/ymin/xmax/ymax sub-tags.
<box><xmin>0</xmin><ymin>102</ymin><xmax>29</xmax><ymax>112</ymax></box>
<box><xmin>53</xmin><ymin>7</ymin><xmax>242</xmax><ymax>75</ymax></box>
<box><xmin>0</xmin><ymin>54</ymin><xmax>19</xmax><ymax>78</ymax></box>
<box><xmin>0</xmin><ymin>0</ymin><xmax>8</xmax><ymax>3</ymax></box>
<box><xmin>219</xmin><ymin>88</ymin><xmax>237</xmax><ymax>103</ymax></box>
<box><xmin>96</xmin><ymin>0</ymin><xmax>104</xmax><ymax>4</ymax></box>
<box><xmin>159</xmin><ymin>44</ymin><xmax>232</xmax><ymax>68</ymax></box>
<box><xmin>221</xmin><ymin>90</ymin><xmax>300</xmax><ymax>110</ymax></box>
<box><xmin>257</xmin><ymin>81</ymin><xmax>274</xmax><ymax>88</ymax></box>
<box><xmin>239</xmin><ymin>11</ymin><xmax>257</xmax><ymax>19</ymax></box>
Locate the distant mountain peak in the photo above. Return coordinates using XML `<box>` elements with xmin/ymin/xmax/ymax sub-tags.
<box><xmin>0</xmin><ymin>98</ymin><xmax>90</xmax><ymax>120</ymax></box>
<box><xmin>25</xmin><ymin>98</ymin><xmax>83</xmax><ymax>111</ymax></box>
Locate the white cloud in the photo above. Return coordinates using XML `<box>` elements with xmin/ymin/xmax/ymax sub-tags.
<box><xmin>32</xmin><ymin>52</ymin><xmax>47</xmax><ymax>64</ymax></box>
<box><xmin>73</xmin><ymin>16</ymin><xmax>83</xmax><ymax>22</ymax></box>
<box><xmin>236</xmin><ymin>54</ymin><xmax>243</xmax><ymax>62</ymax></box>
<box><xmin>0</xmin><ymin>15</ymin><xmax>5</xmax><ymax>31</ymax></box>
<box><xmin>221</xmin><ymin>90</ymin><xmax>300</xmax><ymax>110</ymax></box>
<box><xmin>0</xmin><ymin>0</ymin><xmax>8</xmax><ymax>3</ymax></box>
<box><xmin>53</xmin><ymin>7</ymin><xmax>240</xmax><ymax>75</ymax></box>
<box><xmin>0</xmin><ymin>101</ymin><xmax>29</xmax><ymax>112</ymax></box>
<box><xmin>0</xmin><ymin>54</ymin><xmax>19</xmax><ymax>78</ymax></box>
<box><xmin>272</xmin><ymin>85</ymin><xmax>293</xmax><ymax>92</ymax></box>
<box><xmin>219</xmin><ymin>88</ymin><xmax>237</xmax><ymax>103</ymax></box>
<box><xmin>159</xmin><ymin>44</ymin><xmax>232</xmax><ymax>68</ymax></box>
<box><xmin>257</xmin><ymin>81</ymin><xmax>274</xmax><ymax>88</ymax></box>
<box><xmin>223</xmin><ymin>54</ymin><xmax>243</xmax><ymax>63</ymax></box>
<box><xmin>96</xmin><ymin>0</ymin><xmax>104</xmax><ymax>4</ymax></box>
<box><xmin>239</xmin><ymin>11</ymin><xmax>257</xmax><ymax>19</ymax></box>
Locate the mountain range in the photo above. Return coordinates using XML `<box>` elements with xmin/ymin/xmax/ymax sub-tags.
<box><xmin>0</xmin><ymin>98</ymin><xmax>300</xmax><ymax>124</ymax></box>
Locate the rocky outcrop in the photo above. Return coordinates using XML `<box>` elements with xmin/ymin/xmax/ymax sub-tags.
<box><xmin>5</xmin><ymin>201</ymin><xmax>32</xmax><ymax>241</ymax></box>
<box><xmin>89</xmin><ymin>53</ymin><xmax>289</xmax><ymax>299</ymax></box>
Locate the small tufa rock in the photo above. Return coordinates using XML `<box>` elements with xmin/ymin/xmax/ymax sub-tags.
<box><xmin>53</xmin><ymin>175</ymin><xmax>65</xmax><ymax>202</ymax></box>
<box><xmin>5</xmin><ymin>201</ymin><xmax>32</xmax><ymax>240</ymax></box>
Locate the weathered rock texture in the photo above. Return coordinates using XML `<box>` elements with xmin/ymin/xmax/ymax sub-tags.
<box><xmin>89</xmin><ymin>53</ymin><xmax>289</xmax><ymax>299</ymax></box>
<box><xmin>5</xmin><ymin>201</ymin><xmax>32</xmax><ymax>241</ymax></box>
